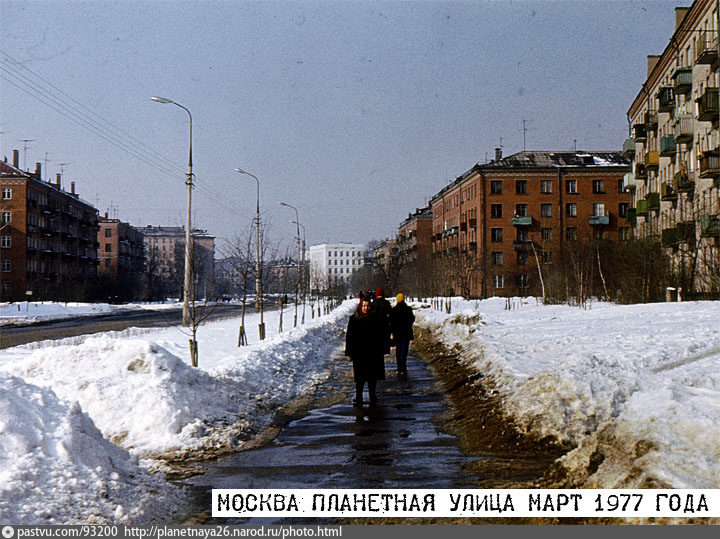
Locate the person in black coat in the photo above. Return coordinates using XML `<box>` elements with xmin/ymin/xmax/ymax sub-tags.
<box><xmin>345</xmin><ymin>297</ymin><xmax>385</xmax><ymax>405</ymax></box>
<box><xmin>389</xmin><ymin>293</ymin><xmax>415</xmax><ymax>376</ymax></box>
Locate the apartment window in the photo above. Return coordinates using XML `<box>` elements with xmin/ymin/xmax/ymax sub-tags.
<box><xmin>617</xmin><ymin>179</ymin><xmax>625</xmax><ymax>193</ymax></box>
<box><xmin>1</xmin><ymin>212</ymin><xmax>11</xmax><ymax>224</ymax></box>
<box><xmin>518</xmin><ymin>274</ymin><xmax>530</xmax><ymax>289</ymax></box>
<box><xmin>619</xmin><ymin>227</ymin><xmax>631</xmax><ymax>240</ymax></box>
<box><xmin>619</xmin><ymin>203</ymin><xmax>629</xmax><ymax>218</ymax></box>
<box><xmin>594</xmin><ymin>229</ymin><xmax>605</xmax><ymax>240</ymax></box>
<box><xmin>516</xmin><ymin>227</ymin><xmax>529</xmax><ymax>242</ymax></box>
<box><xmin>1</xmin><ymin>283</ymin><xmax>10</xmax><ymax>295</ymax></box>
<box><xmin>493</xmin><ymin>274</ymin><xmax>504</xmax><ymax>289</ymax></box>
<box><xmin>541</xmin><ymin>228</ymin><xmax>553</xmax><ymax>242</ymax></box>
<box><xmin>566</xmin><ymin>180</ymin><xmax>577</xmax><ymax>194</ymax></box>
<box><xmin>490</xmin><ymin>181</ymin><xmax>502</xmax><ymax>194</ymax></box>
<box><xmin>517</xmin><ymin>251</ymin><xmax>528</xmax><ymax>266</ymax></box>
<box><xmin>105</xmin><ymin>243</ymin><xmax>112</xmax><ymax>253</ymax></box>
<box><xmin>541</xmin><ymin>180</ymin><xmax>553</xmax><ymax>194</ymax></box>
<box><xmin>542</xmin><ymin>250</ymin><xmax>553</xmax><ymax>264</ymax></box>
<box><xmin>1</xmin><ymin>260</ymin><xmax>10</xmax><ymax>272</ymax></box>
<box><xmin>1</xmin><ymin>236</ymin><xmax>10</xmax><ymax>248</ymax></box>
<box><xmin>516</xmin><ymin>180</ymin><xmax>527</xmax><ymax>194</ymax></box>
<box><xmin>541</xmin><ymin>203</ymin><xmax>552</xmax><ymax>218</ymax></box>
<box><xmin>491</xmin><ymin>228</ymin><xmax>503</xmax><ymax>242</ymax></box>
<box><xmin>105</xmin><ymin>229</ymin><xmax>112</xmax><ymax>238</ymax></box>
<box><xmin>593</xmin><ymin>203</ymin><xmax>605</xmax><ymax>216</ymax></box>
<box><xmin>492</xmin><ymin>252</ymin><xmax>503</xmax><ymax>266</ymax></box>
<box><xmin>1</xmin><ymin>188</ymin><xmax>11</xmax><ymax>200</ymax></box>
<box><xmin>592</xmin><ymin>180</ymin><xmax>605</xmax><ymax>194</ymax></box>
<box><xmin>566</xmin><ymin>227</ymin><xmax>578</xmax><ymax>241</ymax></box>
<box><xmin>566</xmin><ymin>203</ymin><xmax>577</xmax><ymax>217</ymax></box>
<box><xmin>515</xmin><ymin>204</ymin><xmax>528</xmax><ymax>217</ymax></box>
<box><xmin>491</xmin><ymin>204</ymin><xmax>503</xmax><ymax>218</ymax></box>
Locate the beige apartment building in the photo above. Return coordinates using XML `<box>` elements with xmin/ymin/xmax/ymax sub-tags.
<box><xmin>626</xmin><ymin>0</ymin><xmax>719</xmax><ymax>293</ymax></box>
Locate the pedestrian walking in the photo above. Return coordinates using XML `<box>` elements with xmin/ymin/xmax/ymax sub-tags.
<box><xmin>372</xmin><ymin>287</ymin><xmax>392</xmax><ymax>354</ymax></box>
<box><xmin>344</xmin><ymin>296</ymin><xmax>386</xmax><ymax>405</ymax></box>
<box><xmin>389</xmin><ymin>293</ymin><xmax>415</xmax><ymax>376</ymax></box>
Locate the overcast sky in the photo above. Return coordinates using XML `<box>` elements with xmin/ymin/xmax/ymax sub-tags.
<box><xmin>1</xmin><ymin>0</ymin><xmax>678</xmax><ymax>251</ymax></box>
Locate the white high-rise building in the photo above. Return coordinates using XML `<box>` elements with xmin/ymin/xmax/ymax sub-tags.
<box><xmin>308</xmin><ymin>243</ymin><xmax>365</xmax><ymax>291</ymax></box>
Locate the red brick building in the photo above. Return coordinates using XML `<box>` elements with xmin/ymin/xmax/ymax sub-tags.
<box><xmin>397</xmin><ymin>206</ymin><xmax>433</xmax><ymax>263</ymax></box>
<box><xmin>429</xmin><ymin>151</ymin><xmax>632</xmax><ymax>297</ymax></box>
<box><xmin>0</xmin><ymin>151</ymin><xmax>99</xmax><ymax>301</ymax></box>
<box><xmin>96</xmin><ymin>215</ymin><xmax>145</xmax><ymax>300</ymax></box>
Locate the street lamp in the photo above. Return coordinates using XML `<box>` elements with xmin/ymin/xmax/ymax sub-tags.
<box><xmin>279</xmin><ymin>201</ymin><xmax>301</xmax><ymax>328</ymax></box>
<box><xmin>235</xmin><ymin>168</ymin><xmax>265</xmax><ymax>340</ymax></box>
<box><xmin>151</xmin><ymin>96</ymin><xmax>194</xmax><ymax>329</ymax></box>
<box><xmin>292</xmin><ymin>220</ymin><xmax>306</xmax><ymax>324</ymax></box>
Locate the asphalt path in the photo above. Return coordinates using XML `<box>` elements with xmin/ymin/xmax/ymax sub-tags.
<box><xmin>0</xmin><ymin>303</ymin><xmax>258</xmax><ymax>349</ymax></box>
<box><xmin>181</xmin><ymin>349</ymin><xmax>529</xmax><ymax>524</ymax></box>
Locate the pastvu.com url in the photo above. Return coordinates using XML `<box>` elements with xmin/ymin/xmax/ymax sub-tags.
<box><xmin>2</xmin><ymin>526</ymin><xmax>342</xmax><ymax>539</ymax></box>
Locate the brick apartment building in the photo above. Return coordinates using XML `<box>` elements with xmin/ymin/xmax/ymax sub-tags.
<box><xmin>429</xmin><ymin>150</ymin><xmax>631</xmax><ymax>297</ymax></box>
<box><xmin>625</xmin><ymin>0</ymin><xmax>719</xmax><ymax>293</ymax></box>
<box><xmin>140</xmin><ymin>225</ymin><xmax>216</xmax><ymax>300</ymax></box>
<box><xmin>0</xmin><ymin>150</ymin><xmax>99</xmax><ymax>301</ymax></box>
<box><xmin>397</xmin><ymin>206</ymin><xmax>433</xmax><ymax>262</ymax></box>
<box><xmin>97</xmin><ymin>215</ymin><xmax>145</xmax><ymax>300</ymax></box>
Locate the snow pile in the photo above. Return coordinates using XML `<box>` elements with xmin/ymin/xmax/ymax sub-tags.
<box><xmin>0</xmin><ymin>302</ymin><xmax>352</xmax><ymax>458</ymax></box>
<box><xmin>0</xmin><ymin>373</ymin><xmax>186</xmax><ymax>524</ymax></box>
<box><xmin>415</xmin><ymin>297</ymin><xmax>720</xmax><ymax>489</ymax></box>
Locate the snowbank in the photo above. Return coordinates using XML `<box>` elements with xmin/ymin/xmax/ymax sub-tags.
<box><xmin>0</xmin><ymin>300</ymin><xmax>353</xmax><ymax>523</ymax></box>
<box><xmin>415</xmin><ymin>297</ymin><xmax>720</xmax><ymax>489</ymax></box>
<box><xmin>0</xmin><ymin>300</ymin><xmax>182</xmax><ymax>326</ymax></box>
<box><xmin>0</xmin><ymin>373</ymin><xmax>186</xmax><ymax>524</ymax></box>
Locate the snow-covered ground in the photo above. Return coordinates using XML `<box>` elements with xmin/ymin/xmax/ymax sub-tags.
<box><xmin>415</xmin><ymin>297</ymin><xmax>720</xmax><ymax>490</ymax></box>
<box><xmin>0</xmin><ymin>300</ymin><xmax>184</xmax><ymax>325</ymax></box>
<box><xmin>0</xmin><ymin>299</ymin><xmax>353</xmax><ymax>524</ymax></box>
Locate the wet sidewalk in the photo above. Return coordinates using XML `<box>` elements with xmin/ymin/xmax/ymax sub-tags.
<box><xmin>182</xmin><ymin>350</ymin><xmax>486</xmax><ymax>522</ymax></box>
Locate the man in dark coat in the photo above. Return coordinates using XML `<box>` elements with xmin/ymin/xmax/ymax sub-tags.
<box><xmin>345</xmin><ymin>297</ymin><xmax>385</xmax><ymax>405</ymax></box>
<box><xmin>372</xmin><ymin>287</ymin><xmax>392</xmax><ymax>354</ymax></box>
<box><xmin>389</xmin><ymin>293</ymin><xmax>415</xmax><ymax>376</ymax></box>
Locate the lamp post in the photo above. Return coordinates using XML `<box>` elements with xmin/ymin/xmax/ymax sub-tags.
<box><xmin>292</xmin><ymin>220</ymin><xmax>306</xmax><ymax>324</ymax></box>
<box><xmin>235</xmin><ymin>168</ymin><xmax>265</xmax><ymax>340</ymax></box>
<box><xmin>279</xmin><ymin>201</ymin><xmax>301</xmax><ymax>328</ymax></box>
<box><xmin>151</xmin><ymin>96</ymin><xmax>194</xmax><ymax>329</ymax></box>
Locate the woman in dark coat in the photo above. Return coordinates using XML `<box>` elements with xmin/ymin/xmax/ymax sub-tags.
<box><xmin>345</xmin><ymin>297</ymin><xmax>385</xmax><ymax>405</ymax></box>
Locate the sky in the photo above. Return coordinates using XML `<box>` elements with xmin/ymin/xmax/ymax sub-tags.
<box><xmin>1</xmin><ymin>0</ymin><xmax>680</xmax><ymax>252</ymax></box>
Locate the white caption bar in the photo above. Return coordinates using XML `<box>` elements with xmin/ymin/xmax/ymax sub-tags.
<box><xmin>213</xmin><ymin>489</ymin><xmax>720</xmax><ymax>518</ymax></box>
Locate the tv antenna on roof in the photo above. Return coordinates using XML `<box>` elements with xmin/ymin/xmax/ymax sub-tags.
<box><xmin>19</xmin><ymin>139</ymin><xmax>35</xmax><ymax>170</ymax></box>
<box><xmin>59</xmin><ymin>163</ymin><xmax>70</xmax><ymax>175</ymax></box>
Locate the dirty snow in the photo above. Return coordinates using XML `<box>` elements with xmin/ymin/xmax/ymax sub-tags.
<box><xmin>415</xmin><ymin>297</ymin><xmax>720</xmax><ymax>489</ymax></box>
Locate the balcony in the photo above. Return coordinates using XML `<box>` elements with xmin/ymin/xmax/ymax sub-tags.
<box><xmin>674</xmin><ymin>114</ymin><xmax>694</xmax><ymax>144</ymax></box>
<box><xmin>660</xmin><ymin>135</ymin><xmax>676</xmax><ymax>156</ymax></box>
<box><xmin>700</xmin><ymin>214</ymin><xmax>720</xmax><ymax>237</ymax></box>
<box><xmin>658</xmin><ymin>87</ymin><xmax>675</xmax><ymax>112</ymax></box>
<box><xmin>699</xmin><ymin>151</ymin><xmax>720</xmax><ymax>178</ymax></box>
<box><xmin>626</xmin><ymin>208</ymin><xmax>637</xmax><ymax>224</ymax></box>
<box><xmin>644</xmin><ymin>151</ymin><xmax>659</xmax><ymax>169</ymax></box>
<box><xmin>661</xmin><ymin>182</ymin><xmax>677</xmax><ymax>200</ymax></box>
<box><xmin>633</xmin><ymin>123</ymin><xmax>647</xmax><ymax>141</ymax></box>
<box><xmin>512</xmin><ymin>216</ymin><xmax>532</xmax><ymax>226</ymax></box>
<box><xmin>697</xmin><ymin>88</ymin><xmax>718</xmax><ymax>122</ymax></box>
<box><xmin>646</xmin><ymin>192</ymin><xmax>660</xmax><ymax>211</ymax></box>
<box><xmin>644</xmin><ymin>110</ymin><xmax>658</xmax><ymax>129</ymax></box>
<box><xmin>696</xmin><ymin>34</ymin><xmax>719</xmax><ymax>65</ymax></box>
<box><xmin>672</xmin><ymin>67</ymin><xmax>693</xmax><ymax>94</ymax></box>
<box><xmin>623</xmin><ymin>172</ymin><xmax>642</xmax><ymax>191</ymax></box>
<box><xmin>636</xmin><ymin>199</ymin><xmax>648</xmax><ymax>216</ymax></box>
<box><xmin>513</xmin><ymin>240</ymin><xmax>533</xmax><ymax>251</ymax></box>
<box><xmin>662</xmin><ymin>227</ymin><xmax>679</xmax><ymax>246</ymax></box>
<box><xmin>622</xmin><ymin>138</ymin><xmax>636</xmax><ymax>156</ymax></box>
<box><xmin>635</xmin><ymin>163</ymin><xmax>648</xmax><ymax>180</ymax></box>
<box><xmin>672</xmin><ymin>170</ymin><xmax>694</xmax><ymax>192</ymax></box>
<box><xmin>589</xmin><ymin>215</ymin><xmax>610</xmax><ymax>226</ymax></box>
<box><xmin>677</xmin><ymin>221</ymin><xmax>696</xmax><ymax>244</ymax></box>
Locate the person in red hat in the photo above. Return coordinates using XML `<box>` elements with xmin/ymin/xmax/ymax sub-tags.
<box><xmin>345</xmin><ymin>296</ymin><xmax>385</xmax><ymax>405</ymax></box>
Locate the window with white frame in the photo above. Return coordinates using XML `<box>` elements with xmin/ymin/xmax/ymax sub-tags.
<box><xmin>566</xmin><ymin>203</ymin><xmax>577</xmax><ymax>217</ymax></box>
<box><xmin>1</xmin><ymin>236</ymin><xmax>10</xmax><ymax>248</ymax></box>
<box><xmin>541</xmin><ymin>203</ymin><xmax>552</xmax><ymax>218</ymax></box>
<box><xmin>493</xmin><ymin>274</ymin><xmax>504</xmax><ymax>289</ymax></box>
<box><xmin>1</xmin><ymin>212</ymin><xmax>11</xmax><ymax>224</ymax></box>
<box><xmin>1</xmin><ymin>188</ymin><xmax>11</xmax><ymax>200</ymax></box>
<box><xmin>593</xmin><ymin>203</ymin><xmax>605</xmax><ymax>216</ymax></box>
<box><xmin>2</xmin><ymin>260</ymin><xmax>11</xmax><ymax>272</ymax></box>
<box><xmin>541</xmin><ymin>180</ymin><xmax>552</xmax><ymax>194</ymax></box>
